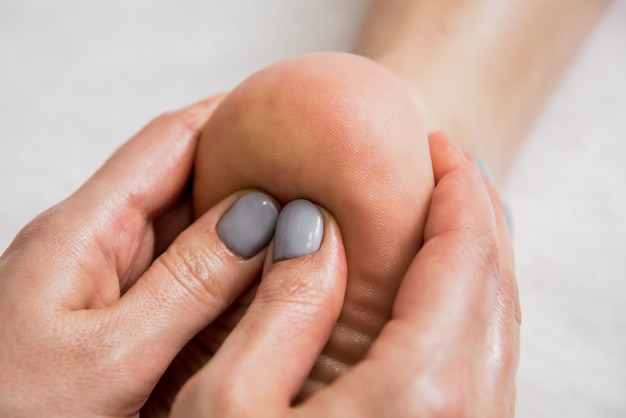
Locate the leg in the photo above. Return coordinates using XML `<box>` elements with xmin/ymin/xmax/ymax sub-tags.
<box><xmin>354</xmin><ymin>0</ymin><xmax>611</xmax><ymax>183</ymax></box>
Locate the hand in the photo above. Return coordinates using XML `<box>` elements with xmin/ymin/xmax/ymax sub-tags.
<box><xmin>170</xmin><ymin>132</ymin><xmax>521</xmax><ymax>417</ymax></box>
<box><xmin>0</xmin><ymin>96</ymin><xmax>349</xmax><ymax>417</ymax></box>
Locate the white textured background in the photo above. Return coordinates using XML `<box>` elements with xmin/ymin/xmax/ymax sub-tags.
<box><xmin>1</xmin><ymin>1</ymin><xmax>624</xmax><ymax>416</ymax></box>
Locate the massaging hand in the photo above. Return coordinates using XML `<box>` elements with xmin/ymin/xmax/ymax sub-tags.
<box><xmin>0</xmin><ymin>92</ymin><xmax>519</xmax><ymax>417</ymax></box>
<box><xmin>169</xmin><ymin>132</ymin><xmax>521</xmax><ymax>418</ymax></box>
<box><xmin>0</xmin><ymin>97</ymin><xmax>348</xmax><ymax>417</ymax></box>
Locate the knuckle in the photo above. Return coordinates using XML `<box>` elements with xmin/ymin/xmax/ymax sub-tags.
<box><xmin>257</xmin><ymin>264</ymin><xmax>336</xmax><ymax>311</ymax></box>
<box><xmin>4</xmin><ymin>205</ymin><xmax>60</xmax><ymax>255</ymax></box>
<box><xmin>156</xmin><ymin>236</ymin><xmax>228</xmax><ymax>308</ymax></box>
<box><xmin>171</xmin><ymin>110</ymin><xmax>202</xmax><ymax>136</ymax></box>
<box><xmin>426</xmin><ymin>391</ymin><xmax>470</xmax><ymax>418</ymax></box>
<box><xmin>469</xmin><ymin>227</ymin><xmax>501</xmax><ymax>283</ymax></box>
<box><xmin>209</xmin><ymin>381</ymin><xmax>249</xmax><ymax>416</ymax></box>
<box><xmin>152</xmin><ymin>107</ymin><xmax>203</xmax><ymax>138</ymax></box>
<box><xmin>434</xmin><ymin>386</ymin><xmax>468</xmax><ymax>418</ymax></box>
<box><xmin>496</xmin><ymin>268</ymin><xmax>522</xmax><ymax>325</ymax></box>
<box><xmin>194</xmin><ymin>370</ymin><xmax>274</xmax><ymax>418</ymax></box>
<box><xmin>408</xmin><ymin>373</ymin><xmax>471</xmax><ymax>418</ymax></box>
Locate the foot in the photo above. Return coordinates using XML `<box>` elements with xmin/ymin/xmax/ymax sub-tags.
<box><xmin>144</xmin><ymin>52</ymin><xmax>434</xmax><ymax>414</ymax></box>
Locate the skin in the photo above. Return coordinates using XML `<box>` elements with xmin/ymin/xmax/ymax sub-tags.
<box><xmin>1</xmin><ymin>0</ymin><xmax>607</xmax><ymax>415</ymax></box>
<box><xmin>174</xmin><ymin>0</ymin><xmax>609</xmax><ymax>407</ymax></box>
<box><xmin>190</xmin><ymin>52</ymin><xmax>435</xmax><ymax>400</ymax></box>
<box><xmin>0</xmin><ymin>98</ymin><xmax>238</xmax><ymax>417</ymax></box>
<box><xmin>354</xmin><ymin>0</ymin><xmax>612</xmax><ymax>183</ymax></box>
<box><xmin>0</xmin><ymin>98</ymin><xmax>518</xmax><ymax>417</ymax></box>
<box><xmin>173</xmin><ymin>131</ymin><xmax>519</xmax><ymax>417</ymax></box>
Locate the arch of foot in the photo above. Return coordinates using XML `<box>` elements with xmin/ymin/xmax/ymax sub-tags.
<box><xmin>193</xmin><ymin>52</ymin><xmax>434</xmax><ymax>397</ymax></box>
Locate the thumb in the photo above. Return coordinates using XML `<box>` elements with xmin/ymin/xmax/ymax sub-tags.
<box><xmin>108</xmin><ymin>190</ymin><xmax>279</xmax><ymax>380</ymax></box>
<box><xmin>170</xmin><ymin>200</ymin><xmax>347</xmax><ymax>417</ymax></box>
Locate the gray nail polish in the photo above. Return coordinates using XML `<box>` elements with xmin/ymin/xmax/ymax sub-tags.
<box><xmin>273</xmin><ymin>199</ymin><xmax>323</xmax><ymax>261</ymax></box>
<box><xmin>217</xmin><ymin>191</ymin><xmax>279</xmax><ymax>258</ymax></box>
<box><xmin>473</xmin><ymin>153</ymin><xmax>495</xmax><ymax>184</ymax></box>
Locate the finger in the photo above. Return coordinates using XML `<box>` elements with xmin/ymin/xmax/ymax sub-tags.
<box><xmin>0</xmin><ymin>96</ymin><xmax>226</xmax><ymax>309</ymax></box>
<box><xmin>74</xmin><ymin>95</ymin><xmax>226</xmax><ymax>287</ymax></box>
<box><xmin>299</xmin><ymin>132</ymin><xmax>502</xmax><ymax>416</ymax></box>
<box><xmin>105</xmin><ymin>190</ymin><xmax>279</xmax><ymax>387</ymax></box>
<box><xmin>471</xmin><ymin>151</ymin><xmax>521</xmax><ymax>330</ymax></box>
<box><xmin>80</xmin><ymin>96</ymin><xmax>224</xmax><ymax>219</ymax></box>
<box><xmin>477</xmin><ymin>177</ymin><xmax>521</xmax><ymax>415</ymax></box>
<box><xmin>467</xmin><ymin>147</ymin><xmax>520</xmax><ymax>331</ymax></box>
<box><xmin>152</xmin><ymin>184</ymin><xmax>194</xmax><ymax>259</ymax></box>
<box><xmin>480</xmin><ymin>175</ymin><xmax>520</xmax><ymax>327</ymax></box>
<box><xmin>390</xmin><ymin>131</ymin><xmax>500</xmax><ymax>331</ymax></box>
<box><xmin>171</xmin><ymin>201</ymin><xmax>347</xmax><ymax>418</ymax></box>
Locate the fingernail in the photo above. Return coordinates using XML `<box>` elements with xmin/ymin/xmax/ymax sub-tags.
<box><xmin>273</xmin><ymin>199</ymin><xmax>323</xmax><ymax>261</ymax></box>
<box><xmin>217</xmin><ymin>191</ymin><xmax>279</xmax><ymax>258</ymax></box>
<box><xmin>502</xmin><ymin>203</ymin><xmax>514</xmax><ymax>237</ymax></box>
<box><xmin>473</xmin><ymin>153</ymin><xmax>495</xmax><ymax>184</ymax></box>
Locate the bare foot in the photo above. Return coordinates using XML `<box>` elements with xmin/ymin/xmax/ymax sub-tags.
<box><xmin>142</xmin><ymin>52</ymin><xmax>433</xmax><ymax>415</ymax></box>
<box><xmin>198</xmin><ymin>52</ymin><xmax>432</xmax><ymax>396</ymax></box>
